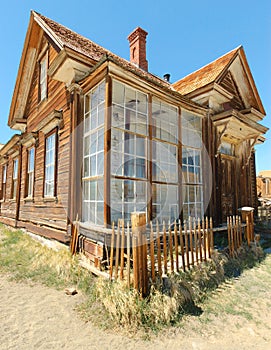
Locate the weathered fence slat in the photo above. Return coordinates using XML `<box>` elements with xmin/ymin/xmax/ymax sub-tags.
<box><xmin>174</xmin><ymin>221</ymin><xmax>179</xmax><ymax>272</ymax></box>
<box><xmin>109</xmin><ymin>222</ymin><xmax>115</xmax><ymax>280</ymax></box>
<box><xmin>162</xmin><ymin>221</ymin><xmax>168</xmax><ymax>275</ymax></box>
<box><xmin>107</xmin><ymin>215</ymin><xmax>252</xmax><ymax>296</ymax></box>
<box><xmin>156</xmin><ymin>220</ymin><xmax>162</xmax><ymax>278</ymax></box>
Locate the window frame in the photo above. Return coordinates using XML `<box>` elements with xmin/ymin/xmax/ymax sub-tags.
<box><xmin>44</xmin><ymin>129</ymin><xmax>57</xmax><ymax>198</ymax></box>
<box><xmin>12</xmin><ymin>159</ymin><xmax>19</xmax><ymax>200</ymax></box>
<box><xmin>181</xmin><ymin>110</ymin><xmax>204</xmax><ymax>220</ymax></box>
<box><xmin>0</xmin><ymin>164</ymin><xmax>7</xmax><ymax>200</ymax></box>
<box><xmin>82</xmin><ymin>80</ymin><xmax>106</xmax><ymax>225</ymax></box>
<box><xmin>25</xmin><ymin>147</ymin><xmax>35</xmax><ymax>198</ymax></box>
<box><xmin>39</xmin><ymin>52</ymin><xmax>48</xmax><ymax>102</ymax></box>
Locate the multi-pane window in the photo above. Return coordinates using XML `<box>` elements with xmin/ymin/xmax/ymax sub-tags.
<box><xmin>112</xmin><ymin>80</ymin><xmax>148</xmax><ymax>135</ymax></box>
<box><xmin>26</xmin><ymin>147</ymin><xmax>35</xmax><ymax>197</ymax></box>
<box><xmin>12</xmin><ymin>159</ymin><xmax>18</xmax><ymax>199</ymax></box>
<box><xmin>182</xmin><ymin>110</ymin><xmax>203</xmax><ymax>219</ymax></box>
<box><xmin>151</xmin><ymin>98</ymin><xmax>179</xmax><ymax>222</ymax></box>
<box><xmin>111</xmin><ymin>80</ymin><xmax>148</xmax><ymax>223</ymax></box>
<box><xmin>111</xmin><ymin>129</ymin><xmax>147</xmax><ymax>179</ymax></box>
<box><xmin>40</xmin><ymin>55</ymin><xmax>47</xmax><ymax>101</ymax></box>
<box><xmin>1</xmin><ymin>164</ymin><xmax>7</xmax><ymax>200</ymax></box>
<box><xmin>82</xmin><ymin>81</ymin><xmax>105</xmax><ymax>224</ymax></box>
<box><xmin>82</xmin><ymin>179</ymin><xmax>104</xmax><ymax>225</ymax></box>
<box><xmin>152</xmin><ymin>98</ymin><xmax>178</xmax><ymax>144</ymax></box>
<box><xmin>152</xmin><ymin>141</ymin><xmax>178</xmax><ymax>183</ymax></box>
<box><xmin>44</xmin><ymin>133</ymin><xmax>56</xmax><ymax>197</ymax></box>
<box><xmin>111</xmin><ymin>179</ymin><xmax>147</xmax><ymax>223</ymax></box>
<box><xmin>152</xmin><ymin>183</ymin><xmax>178</xmax><ymax>222</ymax></box>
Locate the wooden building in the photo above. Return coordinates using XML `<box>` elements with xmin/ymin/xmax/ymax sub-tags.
<box><xmin>0</xmin><ymin>11</ymin><xmax>268</xmax><ymax>253</ymax></box>
<box><xmin>257</xmin><ymin>170</ymin><xmax>271</xmax><ymax>199</ymax></box>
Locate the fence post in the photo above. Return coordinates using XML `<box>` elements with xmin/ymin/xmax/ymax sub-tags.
<box><xmin>131</xmin><ymin>212</ymin><xmax>148</xmax><ymax>297</ymax></box>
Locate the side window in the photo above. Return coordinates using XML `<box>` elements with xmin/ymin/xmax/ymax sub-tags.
<box><xmin>44</xmin><ymin>132</ymin><xmax>57</xmax><ymax>197</ymax></box>
<box><xmin>26</xmin><ymin>147</ymin><xmax>35</xmax><ymax>197</ymax></box>
<box><xmin>0</xmin><ymin>164</ymin><xmax>7</xmax><ymax>200</ymax></box>
<box><xmin>39</xmin><ymin>54</ymin><xmax>47</xmax><ymax>101</ymax></box>
<box><xmin>12</xmin><ymin>159</ymin><xmax>18</xmax><ymax>199</ymax></box>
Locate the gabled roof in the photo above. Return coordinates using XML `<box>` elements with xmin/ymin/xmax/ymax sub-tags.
<box><xmin>173</xmin><ymin>46</ymin><xmax>265</xmax><ymax>115</ymax></box>
<box><xmin>10</xmin><ymin>11</ymin><xmax>208</xmax><ymax>128</ymax></box>
<box><xmin>9</xmin><ymin>11</ymin><xmax>178</xmax><ymax>128</ymax></box>
<box><xmin>173</xmin><ymin>47</ymin><xmax>240</xmax><ymax>95</ymax></box>
<box><xmin>34</xmin><ymin>11</ymin><xmax>174</xmax><ymax>87</ymax></box>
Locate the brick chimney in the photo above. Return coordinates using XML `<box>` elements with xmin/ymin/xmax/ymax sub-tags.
<box><xmin>127</xmin><ymin>27</ymin><xmax>148</xmax><ymax>71</ymax></box>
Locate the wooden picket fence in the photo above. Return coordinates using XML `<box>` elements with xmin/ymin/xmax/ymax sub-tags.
<box><xmin>106</xmin><ymin>212</ymin><xmax>255</xmax><ymax>295</ymax></box>
<box><xmin>108</xmin><ymin>213</ymin><xmax>214</xmax><ymax>296</ymax></box>
<box><xmin>227</xmin><ymin>216</ymin><xmax>243</xmax><ymax>256</ymax></box>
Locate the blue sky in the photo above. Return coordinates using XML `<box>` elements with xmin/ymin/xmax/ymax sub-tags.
<box><xmin>0</xmin><ymin>0</ymin><xmax>270</xmax><ymax>172</ymax></box>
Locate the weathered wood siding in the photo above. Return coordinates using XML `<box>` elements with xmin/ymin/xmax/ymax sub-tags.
<box><xmin>18</xmin><ymin>39</ymin><xmax>71</xmax><ymax>240</ymax></box>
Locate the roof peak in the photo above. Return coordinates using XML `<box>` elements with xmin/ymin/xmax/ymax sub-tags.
<box><xmin>175</xmin><ymin>46</ymin><xmax>242</xmax><ymax>85</ymax></box>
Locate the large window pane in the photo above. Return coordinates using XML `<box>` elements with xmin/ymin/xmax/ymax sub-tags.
<box><xmin>112</xmin><ymin>80</ymin><xmax>148</xmax><ymax>136</ymax></box>
<box><xmin>181</xmin><ymin>110</ymin><xmax>203</xmax><ymax>220</ymax></box>
<box><xmin>82</xmin><ymin>81</ymin><xmax>105</xmax><ymax>225</ymax></box>
<box><xmin>152</xmin><ymin>98</ymin><xmax>178</xmax><ymax>143</ymax></box>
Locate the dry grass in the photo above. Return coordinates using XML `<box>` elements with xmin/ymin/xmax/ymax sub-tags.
<box><xmin>0</xmin><ymin>223</ymin><xmax>267</xmax><ymax>336</ymax></box>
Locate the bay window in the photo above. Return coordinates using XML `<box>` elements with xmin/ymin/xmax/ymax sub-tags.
<box><xmin>82</xmin><ymin>81</ymin><xmax>105</xmax><ymax>225</ymax></box>
<box><xmin>182</xmin><ymin>110</ymin><xmax>203</xmax><ymax>219</ymax></box>
<box><xmin>111</xmin><ymin>80</ymin><xmax>148</xmax><ymax>223</ymax></box>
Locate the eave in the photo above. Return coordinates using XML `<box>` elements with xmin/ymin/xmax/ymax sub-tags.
<box><xmin>8</xmin><ymin>14</ymin><xmax>42</xmax><ymax>127</ymax></box>
<box><xmin>48</xmin><ymin>47</ymin><xmax>97</xmax><ymax>85</ymax></box>
<box><xmin>212</xmin><ymin>109</ymin><xmax>268</xmax><ymax>144</ymax></box>
<box><xmin>0</xmin><ymin>134</ymin><xmax>21</xmax><ymax>158</ymax></box>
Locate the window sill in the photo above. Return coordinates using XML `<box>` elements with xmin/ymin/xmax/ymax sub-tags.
<box><xmin>24</xmin><ymin>197</ymin><xmax>34</xmax><ymax>203</ymax></box>
<box><xmin>43</xmin><ymin>196</ymin><xmax>58</xmax><ymax>203</ymax></box>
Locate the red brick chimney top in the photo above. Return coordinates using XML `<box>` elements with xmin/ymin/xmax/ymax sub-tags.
<box><xmin>127</xmin><ymin>27</ymin><xmax>148</xmax><ymax>71</ymax></box>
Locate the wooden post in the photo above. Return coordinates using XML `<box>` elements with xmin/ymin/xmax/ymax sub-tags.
<box><xmin>109</xmin><ymin>222</ymin><xmax>115</xmax><ymax>280</ymax></box>
<box><xmin>120</xmin><ymin>221</ymin><xmax>125</xmax><ymax>280</ymax></box>
<box><xmin>174</xmin><ymin>221</ymin><xmax>179</xmax><ymax>272</ymax></box>
<box><xmin>114</xmin><ymin>221</ymin><xmax>121</xmax><ymax>279</ymax></box>
<box><xmin>127</xmin><ymin>223</ymin><xmax>131</xmax><ymax>288</ymax></box>
<box><xmin>150</xmin><ymin>221</ymin><xmax>156</xmax><ymax>283</ymax></box>
<box><xmin>184</xmin><ymin>221</ymin><xmax>190</xmax><ymax>269</ymax></box>
<box><xmin>246</xmin><ymin>215</ymin><xmax>250</xmax><ymax>246</ymax></box>
<box><xmin>205</xmin><ymin>217</ymin><xmax>210</xmax><ymax>259</ymax></box>
<box><xmin>198</xmin><ymin>219</ymin><xmax>203</xmax><ymax>262</ymax></box>
<box><xmin>250</xmin><ymin>211</ymin><xmax>255</xmax><ymax>242</ymax></box>
<box><xmin>169</xmin><ymin>222</ymin><xmax>174</xmax><ymax>272</ymax></box>
<box><xmin>194</xmin><ymin>218</ymin><xmax>199</xmax><ymax>264</ymax></box>
<box><xmin>131</xmin><ymin>212</ymin><xmax>147</xmax><ymax>296</ymax></box>
<box><xmin>189</xmin><ymin>217</ymin><xmax>194</xmax><ymax>266</ymax></box>
<box><xmin>179</xmin><ymin>220</ymin><xmax>185</xmax><ymax>272</ymax></box>
<box><xmin>210</xmin><ymin>217</ymin><xmax>214</xmax><ymax>256</ymax></box>
<box><xmin>202</xmin><ymin>217</ymin><xmax>207</xmax><ymax>261</ymax></box>
<box><xmin>227</xmin><ymin>217</ymin><xmax>231</xmax><ymax>256</ymax></box>
<box><xmin>163</xmin><ymin>221</ymin><xmax>168</xmax><ymax>274</ymax></box>
<box><xmin>233</xmin><ymin>216</ymin><xmax>236</xmax><ymax>252</ymax></box>
<box><xmin>156</xmin><ymin>220</ymin><xmax>162</xmax><ymax>279</ymax></box>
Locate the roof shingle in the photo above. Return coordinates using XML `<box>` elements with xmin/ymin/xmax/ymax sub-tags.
<box><xmin>172</xmin><ymin>47</ymin><xmax>240</xmax><ymax>95</ymax></box>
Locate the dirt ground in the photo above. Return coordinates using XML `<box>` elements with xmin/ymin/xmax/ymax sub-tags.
<box><xmin>1</xmin><ymin>254</ymin><xmax>271</xmax><ymax>350</ymax></box>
